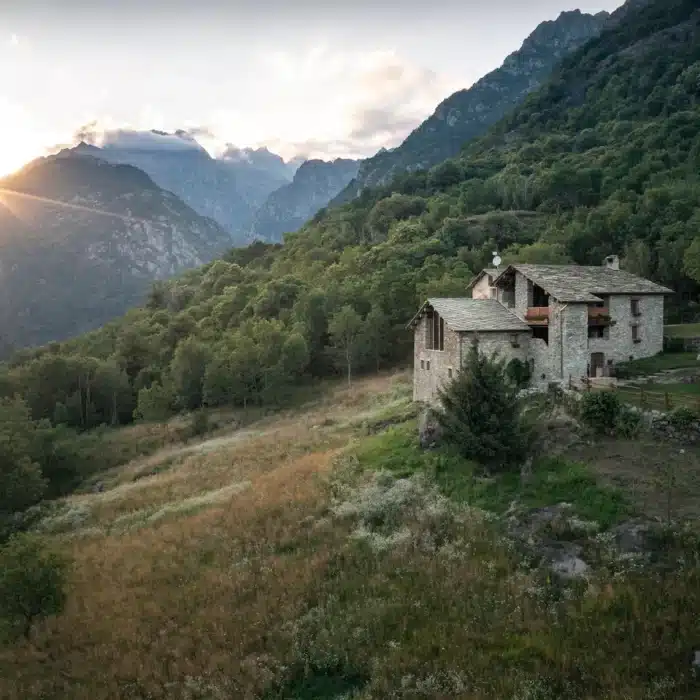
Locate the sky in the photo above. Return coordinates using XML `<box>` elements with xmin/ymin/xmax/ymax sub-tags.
<box><xmin>0</xmin><ymin>0</ymin><xmax>624</xmax><ymax>175</ymax></box>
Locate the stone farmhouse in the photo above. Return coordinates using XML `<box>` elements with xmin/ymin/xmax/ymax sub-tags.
<box><xmin>408</xmin><ymin>256</ymin><xmax>673</xmax><ymax>404</ymax></box>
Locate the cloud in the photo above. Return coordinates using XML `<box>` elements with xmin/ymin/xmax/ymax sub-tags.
<box><xmin>72</xmin><ymin>122</ymin><xmax>209</xmax><ymax>154</ymax></box>
<box><xmin>60</xmin><ymin>46</ymin><xmax>461</xmax><ymax>165</ymax></box>
<box><xmin>209</xmin><ymin>46</ymin><xmax>462</xmax><ymax>161</ymax></box>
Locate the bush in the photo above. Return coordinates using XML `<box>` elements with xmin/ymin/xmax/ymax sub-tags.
<box><xmin>663</xmin><ymin>335</ymin><xmax>686</xmax><ymax>353</ymax></box>
<box><xmin>579</xmin><ymin>391</ymin><xmax>622</xmax><ymax>435</ymax></box>
<box><xmin>506</xmin><ymin>357</ymin><xmax>532</xmax><ymax>389</ymax></box>
<box><xmin>0</xmin><ymin>533</ymin><xmax>69</xmax><ymax>641</ymax></box>
<box><xmin>433</xmin><ymin>340</ymin><xmax>531</xmax><ymax>472</ymax></box>
<box><xmin>187</xmin><ymin>409</ymin><xmax>211</xmax><ymax>439</ymax></box>
<box><xmin>615</xmin><ymin>406</ymin><xmax>642</xmax><ymax>438</ymax></box>
<box><xmin>668</xmin><ymin>406</ymin><xmax>700</xmax><ymax>431</ymax></box>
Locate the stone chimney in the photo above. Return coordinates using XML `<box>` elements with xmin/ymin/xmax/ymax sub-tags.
<box><xmin>603</xmin><ymin>255</ymin><xmax>620</xmax><ymax>271</ymax></box>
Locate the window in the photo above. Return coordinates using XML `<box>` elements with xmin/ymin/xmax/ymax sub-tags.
<box><xmin>510</xmin><ymin>333</ymin><xmax>520</xmax><ymax>348</ymax></box>
<box><xmin>631</xmin><ymin>324</ymin><xmax>641</xmax><ymax>344</ymax></box>
<box><xmin>426</xmin><ymin>310</ymin><xmax>445</xmax><ymax>351</ymax></box>
<box><xmin>433</xmin><ymin>312</ymin><xmax>445</xmax><ymax>351</ymax></box>
<box><xmin>588</xmin><ymin>326</ymin><xmax>608</xmax><ymax>339</ymax></box>
<box><xmin>420</xmin><ymin>360</ymin><xmax>425</xmax><ymax>369</ymax></box>
<box><xmin>631</xmin><ymin>298</ymin><xmax>641</xmax><ymax>317</ymax></box>
<box><xmin>426</xmin><ymin>360</ymin><xmax>431</xmax><ymax>370</ymax></box>
<box><xmin>448</xmin><ymin>367</ymin><xmax>453</xmax><ymax>379</ymax></box>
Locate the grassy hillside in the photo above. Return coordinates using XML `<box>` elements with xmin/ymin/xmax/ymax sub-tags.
<box><xmin>2</xmin><ymin>372</ymin><xmax>700</xmax><ymax>699</ymax></box>
<box><xmin>1</xmin><ymin>0</ymin><xmax>699</xmax><ymax>438</ymax></box>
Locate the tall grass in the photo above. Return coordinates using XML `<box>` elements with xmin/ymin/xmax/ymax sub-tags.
<box><xmin>1</xmin><ymin>372</ymin><xmax>699</xmax><ymax>699</ymax></box>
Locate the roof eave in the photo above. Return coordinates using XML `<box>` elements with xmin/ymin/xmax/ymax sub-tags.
<box><xmin>406</xmin><ymin>300</ymin><xmax>431</xmax><ymax>330</ymax></box>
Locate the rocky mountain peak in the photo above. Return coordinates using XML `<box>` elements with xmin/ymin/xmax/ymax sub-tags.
<box><xmin>333</xmin><ymin>8</ymin><xmax>610</xmax><ymax>203</ymax></box>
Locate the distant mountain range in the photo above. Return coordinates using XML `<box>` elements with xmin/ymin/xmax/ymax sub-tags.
<box><xmin>248</xmin><ymin>158</ymin><xmax>360</xmax><ymax>242</ymax></box>
<box><xmin>0</xmin><ymin>6</ymin><xmax>629</xmax><ymax>352</ymax></box>
<box><xmin>0</xmin><ymin>148</ymin><xmax>232</xmax><ymax>349</ymax></box>
<box><xmin>78</xmin><ymin>131</ymin><xmax>360</xmax><ymax>244</ymax></box>
<box><xmin>333</xmin><ymin>8</ymin><xmax>611</xmax><ymax>204</ymax></box>
<box><xmin>78</xmin><ymin>132</ymin><xmax>293</xmax><ymax>245</ymax></box>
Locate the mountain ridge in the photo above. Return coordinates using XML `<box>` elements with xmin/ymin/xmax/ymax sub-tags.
<box><xmin>332</xmin><ymin>8</ymin><xmax>611</xmax><ymax>205</ymax></box>
<box><xmin>0</xmin><ymin>149</ymin><xmax>233</xmax><ymax>349</ymax></box>
<box><xmin>249</xmin><ymin>157</ymin><xmax>361</xmax><ymax>242</ymax></box>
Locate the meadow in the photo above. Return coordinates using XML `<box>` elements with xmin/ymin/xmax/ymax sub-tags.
<box><xmin>1</xmin><ymin>372</ymin><xmax>699</xmax><ymax>700</ymax></box>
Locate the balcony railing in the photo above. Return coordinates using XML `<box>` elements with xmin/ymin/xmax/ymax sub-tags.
<box><xmin>525</xmin><ymin>307</ymin><xmax>550</xmax><ymax>325</ymax></box>
<box><xmin>525</xmin><ymin>306</ymin><xmax>612</xmax><ymax>326</ymax></box>
<box><xmin>588</xmin><ymin>307</ymin><xmax>611</xmax><ymax>325</ymax></box>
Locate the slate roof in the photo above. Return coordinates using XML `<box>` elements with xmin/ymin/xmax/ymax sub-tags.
<box><xmin>493</xmin><ymin>264</ymin><xmax>673</xmax><ymax>303</ymax></box>
<box><xmin>407</xmin><ymin>298</ymin><xmax>530</xmax><ymax>332</ymax></box>
<box><xmin>466</xmin><ymin>268</ymin><xmax>499</xmax><ymax>291</ymax></box>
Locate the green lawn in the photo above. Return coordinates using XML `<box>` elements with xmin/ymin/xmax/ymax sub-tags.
<box><xmin>615</xmin><ymin>352</ymin><xmax>699</xmax><ymax>378</ymax></box>
<box><xmin>665</xmin><ymin>323</ymin><xmax>700</xmax><ymax>338</ymax></box>
<box><xmin>352</xmin><ymin>421</ymin><xmax>627</xmax><ymax>528</ymax></box>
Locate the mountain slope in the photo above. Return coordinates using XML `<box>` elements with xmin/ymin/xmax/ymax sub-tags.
<box><xmin>91</xmin><ymin>132</ymin><xmax>292</xmax><ymax>243</ymax></box>
<box><xmin>334</xmin><ymin>9</ymin><xmax>610</xmax><ymax>203</ymax></box>
<box><xmin>249</xmin><ymin>158</ymin><xmax>360</xmax><ymax>241</ymax></box>
<box><xmin>3</xmin><ymin>0</ymin><xmax>699</xmax><ymax>421</ymax></box>
<box><xmin>0</xmin><ymin>149</ymin><xmax>233</xmax><ymax>349</ymax></box>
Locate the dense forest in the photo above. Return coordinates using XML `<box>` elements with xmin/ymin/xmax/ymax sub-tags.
<box><xmin>2</xmin><ymin>0</ymin><xmax>700</xmax><ymax>532</ymax></box>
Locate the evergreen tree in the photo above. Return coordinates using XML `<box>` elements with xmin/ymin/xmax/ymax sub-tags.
<box><xmin>433</xmin><ymin>340</ymin><xmax>530</xmax><ymax>472</ymax></box>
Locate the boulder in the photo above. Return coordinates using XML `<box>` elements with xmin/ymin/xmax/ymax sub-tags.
<box><xmin>418</xmin><ymin>408</ymin><xmax>442</xmax><ymax>449</ymax></box>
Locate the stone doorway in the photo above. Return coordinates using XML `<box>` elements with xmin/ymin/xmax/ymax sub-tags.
<box><xmin>589</xmin><ymin>352</ymin><xmax>605</xmax><ymax>378</ymax></box>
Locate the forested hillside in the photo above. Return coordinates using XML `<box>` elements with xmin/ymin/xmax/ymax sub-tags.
<box><xmin>1</xmin><ymin>0</ymin><xmax>699</xmax><ymax>444</ymax></box>
<box><xmin>336</xmin><ymin>8</ymin><xmax>610</xmax><ymax>201</ymax></box>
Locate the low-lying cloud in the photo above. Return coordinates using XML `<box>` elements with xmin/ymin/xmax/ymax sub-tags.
<box><xmin>65</xmin><ymin>47</ymin><xmax>461</xmax><ymax>164</ymax></box>
<box><xmin>73</xmin><ymin>122</ymin><xmax>209</xmax><ymax>153</ymax></box>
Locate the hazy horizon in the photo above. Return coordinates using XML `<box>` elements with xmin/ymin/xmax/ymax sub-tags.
<box><xmin>1</xmin><ymin>0</ymin><xmax>623</xmax><ymax>175</ymax></box>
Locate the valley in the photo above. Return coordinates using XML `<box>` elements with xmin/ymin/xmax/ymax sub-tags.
<box><xmin>1</xmin><ymin>0</ymin><xmax>700</xmax><ymax>696</ymax></box>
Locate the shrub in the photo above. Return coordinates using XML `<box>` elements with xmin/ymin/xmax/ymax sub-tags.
<box><xmin>506</xmin><ymin>357</ymin><xmax>532</xmax><ymax>389</ymax></box>
<box><xmin>615</xmin><ymin>406</ymin><xmax>642</xmax><ymax>438</ymax></box>
<box><xmin>187</xmin><ymin>409</ymin><xmax>211</xmax><ymax>439</ymax></box>
<box><xmin>579</xmin><ymin>391</ymin><xmax>621</xmax><ymax>435</ymax></box>
<box><xmin>668</xmin><ymin>406</ymin><xmax>700</xmax><ymax>431</ymax></box>
<box><xmin>0</xmin><ymin>533</ymin><xmax>69</xmax><ymax>640</ymax></box>
<box><xmin>433</xmin><ymin>340</ymin><xmax>531</xmax><ymax>472</ymax></box>
<box><xmin>663</xmin><ymin>335</ymin><xmax>686</xmax><ymax>353</ymax></box>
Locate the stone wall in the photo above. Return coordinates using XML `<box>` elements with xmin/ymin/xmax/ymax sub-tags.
<box><xmin>461</xmin><ymin>331</ymin><xmax>530</xmax><ymax>368</ymax></box>
<box><xmin>563</xmin><ymin>304</ymin><xmax>590</xmax><ymax>382</ymax></box>
<box><xmin>649</xmin><ymin>411</ymin><xmax>700</xmax><ymax>445</ymax></box>
<box><xmin>413</xmin><ymin>314</ymin><xmax>462</xmax><ymax>404</ymax></box>
<box><xmin>513</xmin><ymin>270</ymin><xmax>531</xmax><ymax>319</ymax></box>
<box><xmin>604</xmin><ymin>294</ymin><xmax>664</xmax><ymax>364</ymax></box>
<box><xmin>528</xmin><ymin>337</ymin><xmax>554</xmax><ymax>386</ymax></box>
<box><xmin>471</xmin><ymin>274</ymin><xmax>493</xmax><ymax>300</ymax></box>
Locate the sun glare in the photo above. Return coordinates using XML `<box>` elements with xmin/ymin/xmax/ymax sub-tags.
<box><xmin>0</xmin><ymin>99</ymin><xmax>49</xmax><ymax>177</ymax></box>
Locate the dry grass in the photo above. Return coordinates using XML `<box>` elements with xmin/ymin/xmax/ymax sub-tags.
<box><xmin>2</xmin><ymin>369</ymin><xmax>699</xmax><ymax>699</ymax></box>
<box><xmin>565</xmin><ymin>436</ymin><xmax>700</xmax><ymax>521</ymax></box>
<box><xmin>0</xmin><ymin>372</ymin><xmax>410</xmax><ymax>699</ymax></box>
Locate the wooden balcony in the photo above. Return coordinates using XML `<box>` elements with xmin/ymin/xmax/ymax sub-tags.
<box><xmin>588</xmin><ymin>307</ymin><xmax>612</xmax><ymax>326</ymax></box>
<box><xmin>525</xmin><ymin>306</ymin><xmax>612</xmax><ymax>326</ymax></box>
<box><xmin>526</xmin><ymin>307</ymin><xmax>550</xmax><ymax>325</ymax></box>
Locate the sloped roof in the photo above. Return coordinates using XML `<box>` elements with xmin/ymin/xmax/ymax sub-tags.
<box><xmin>493</xmin><ymin>264</ymin><xmax>673</xmax><ymax>302</ymax></box>
<box><xmin>466</xmin><ymin>268</ymin><xmax>499</xmax><ymax>291</ymax></box>
<box><xmin>407</xmin><ymin>298</ymin><xmax>530</xmax><ymax>332</ymax></box>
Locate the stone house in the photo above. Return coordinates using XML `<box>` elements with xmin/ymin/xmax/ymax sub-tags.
<box><xmin>408</xmin><ymin>257</ymin><xmax>673</xmax><ymax>404</ymax></box>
